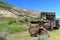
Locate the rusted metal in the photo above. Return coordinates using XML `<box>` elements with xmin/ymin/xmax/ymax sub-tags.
<box><xmin>28</xmin><ymin>12</ymin><xmax>59</xmax><ymax>37</ymax></box>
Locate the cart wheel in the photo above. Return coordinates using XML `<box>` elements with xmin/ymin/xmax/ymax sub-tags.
<box><xmin>28</xmin><ymin>27</ymin><xmax>38</xmax><ymax>37</ymax></box>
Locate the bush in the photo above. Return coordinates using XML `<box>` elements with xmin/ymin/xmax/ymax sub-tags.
<box><xmin>8</xmin><ymin>19</ymin><xmax>17</xmax><ymax>25</ymax></box>
<box><xmin>29</xmin><ymin>18</ymin><xmax>40</xmax><ymax>22</ymax></box>
<box><xmin>8</xmin><ymin>20</ymin><xmax>13</xmax><ymax>25</ymax></box>
<box><xmin>18</xmin><ymin>19</ymin><xmax>25</xmax><ymax>23</ymax></box>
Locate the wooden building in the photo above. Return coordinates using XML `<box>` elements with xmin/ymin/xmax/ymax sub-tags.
<box><xmin>40</xmin><ymin>12</ymin><xmax>55</xmax><ymax>21</ymax></box>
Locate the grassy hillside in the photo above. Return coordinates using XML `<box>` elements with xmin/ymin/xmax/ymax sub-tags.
<box><xmin>0</xmin><ymin>1</ymin><xmax>40</xmax><ymax>18</ymax></box>
<box><xmin>0</xmin><ymin>1</ymin><xmax>12</xmax><ymax>9</ymax></box>
<box><xmin>0</xmin><ymin>1</ymin><xmax>60</xmax><ymax>40</ymax></box>
<box><xmin>0</xmin><ymin>17</ymin><xmax>28</xmax><ymax>33</ymax></box>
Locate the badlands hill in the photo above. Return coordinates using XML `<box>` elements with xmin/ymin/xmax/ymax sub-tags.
<box><xmin>0</xmin><ymin>1</ymin><xmax>40</xmax><ymax>18</ymax></box>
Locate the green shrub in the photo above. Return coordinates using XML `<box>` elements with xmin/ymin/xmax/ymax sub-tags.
<box><xmin>29</xmin><ymin>18</ymin><xmax>40</xmax><ymax>22</ymax></box>
<box><xmin>8</xmin><ymin>19</ymin><xmax>17</xmax><ymax>25</ymax></box>
<box><xmin>18</xmin><ymin>19</ymin><xmax>25</xmax><ymax>23</ymax></box>
<box><xmin>8</xmin><ymin>20</ymin><xmax>13</xmax><ymax>25</ymax></box>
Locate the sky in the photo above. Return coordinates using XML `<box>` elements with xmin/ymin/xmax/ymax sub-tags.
<box><xmin>4</xmin><ymin>0</ymin><xmax>60</xmax><ymax>18</ymax></box>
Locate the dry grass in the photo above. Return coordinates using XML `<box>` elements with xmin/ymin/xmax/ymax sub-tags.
<box><xmin>50</xmin><ymin>29</ymin><xmax>60</xmax><ymax>40</ymax></box>
<box><xmin>7</xmin><ymin>29</ymin><xmax>60</xmax><ymax>40</ymax></box>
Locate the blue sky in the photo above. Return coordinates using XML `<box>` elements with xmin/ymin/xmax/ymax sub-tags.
<box><xmin>4</xmin><ymin>0</ymin><xmax>60</xmax><ymax>18</ymax></box>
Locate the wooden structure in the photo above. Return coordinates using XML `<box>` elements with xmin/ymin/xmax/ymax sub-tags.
<box><xmin>28</xmin><ymin>12</ymin><xmax>60</xmax><ymax>37</ymax></box>
<box><xmin>40</xmin><ymin>12</ymin><xmax>55</xmax><ymax>21</ymax></box>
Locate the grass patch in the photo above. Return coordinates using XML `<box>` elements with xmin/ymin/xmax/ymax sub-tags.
<box><xmin>0</xmin><ymin>17</ymin><xmax>28</xmax><ymax>33</ymax></box>
<box><xmin>7</xmin><ymin>24</ymin><xmax>27</xmax><ymax>33</ymax></box>
<box><xmin>29</xmin><ymin>18</ymin><xmax>40</xmax><ymax>22</ymax></box>
<box><xmin>0</xmin><ymin>23</ymin><xmax>28</xmax><ymax>33</ymax></box>
<box><xmin>0</xmin><ymin>1</ymin><xmax>12</xmax><ymax>9</ymax></box>
<box><xmin>7</xmin><ymin>29</ymin><xmax>60</xmax><ymax>40</ymax></box>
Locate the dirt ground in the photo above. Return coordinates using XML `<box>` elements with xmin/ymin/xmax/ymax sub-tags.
<box><xmin>7</xmin><ymin>29</ymin><xmax>60</xmax><ymax>40</ymax></box>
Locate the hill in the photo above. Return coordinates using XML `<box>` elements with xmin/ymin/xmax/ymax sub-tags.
<box><xmin>0</xmin><ymin>1</ymin><xmax>40</xmax><ymax>18</ymax></box>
